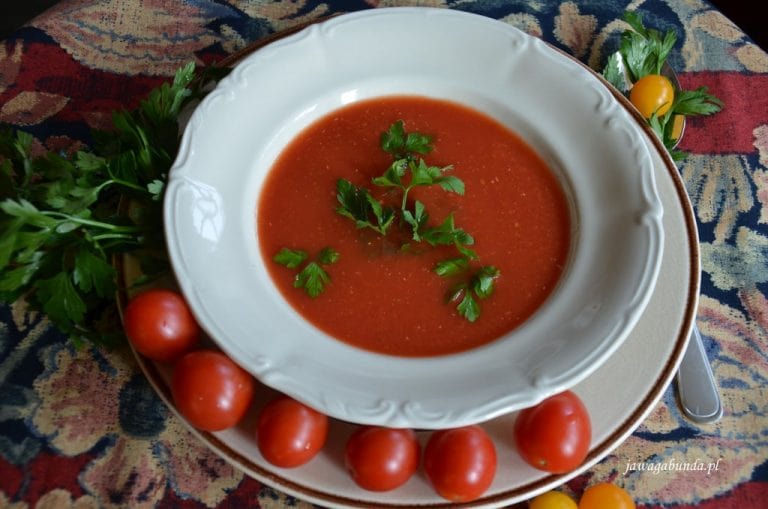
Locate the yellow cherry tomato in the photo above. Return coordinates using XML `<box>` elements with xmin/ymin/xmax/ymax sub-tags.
<box><xmin>670</xmin><ymin>113</ymin><xmax>685</xmax><ymax>141</ymax></box>
<box><xmin>629</xmin><ymin>74</ymin><xmax>675</xmax><ymax>119</ymax></box>
<box><xmin>578</xmin><ymin>483</ymin><xmax>635</xmax><ymax>509</ymax></box>
<box><xmin>529</xmin><ymin>490</ymin><xmax>578</xmax><ymax>509</ymax></box>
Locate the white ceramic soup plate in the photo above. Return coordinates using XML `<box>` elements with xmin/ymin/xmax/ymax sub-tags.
<box><xmin>164</xmin><ymin>7</ymin><xmax>663</xmax><ymax>429</ymax></box>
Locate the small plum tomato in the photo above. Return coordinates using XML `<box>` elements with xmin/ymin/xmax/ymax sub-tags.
<box><xmin>256</xmin><ymin>395</ymin><xmax>329</xmax><ymax>468</ymax></box>
<box><xmin>424</xmin><ymin>425</ymin><xmax>497</xmax><ymax>502</ymax></box>
<box><xmin>529</xmin><ymin>491</ymin><xmax>578</xmax><ymax>509</ymax></box>
<box><xmin>513</xmin><ymin>390</ymin><xmax>591</xmax><ymax>474</ymax></box>
<box><xmin>578</xmin><ymin>483</ymin><xmax>635</xmax><ymax>509</ymax></box>
<box><xmin>171</xmin><ymin>350</ymin><xmax>255</xmax><ymax>431</ymax></box>
<box><xmin>123</xmin><ymin>288</ymin><xmax>199</xmax><ymax>362</ymax></box>
<box><xmin>344</xmin><ymin>426</ymin><xmax>420</xmax><ymax>491</ymax></box>
<box><xmin>629</xmin><ymin>74</ymin><xmax>675</xmax><ymax>119</ymax></box>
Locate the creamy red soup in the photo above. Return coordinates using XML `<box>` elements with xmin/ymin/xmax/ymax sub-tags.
<box><xmin>257</xmin><ymin>96</ymin><xmax>570</xmax><ymax>357</ymax></box>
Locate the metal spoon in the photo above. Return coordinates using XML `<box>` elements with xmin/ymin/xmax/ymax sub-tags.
<box><xmin>612</xmin><ymin>52</ymin><xmax>723</xmax><ymax>424</ymax></box>
<box><xmin>662</xmin><ymin>62</ymin><xmax>723</xmax><ymax>424</ymax></box>
<box><xmin>676</xmin><ymin>323</ymin><xmax>723</xmax><ymax>422</ymax></box>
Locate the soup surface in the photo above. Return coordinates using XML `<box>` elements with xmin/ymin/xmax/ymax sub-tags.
<box><xmin>258</xmin><ymin>96</ymin><xmax>570</xmax><ymax>357</ymax></box>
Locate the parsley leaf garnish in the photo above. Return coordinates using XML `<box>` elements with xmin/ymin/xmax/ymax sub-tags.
<box><xmin>273</xmin><ymin>247</ymin><xmax>339</xmax><ymax>298</ymax></box>
<box><xmin>317</xmin><ymin>246</ymin><xmax>341</xmax><ymax>264</ymax></box>
<box><xmin>372</xmin><ymin>157</ymin><xmax>461</xmax><ymax>213</ymax></box>
<box><xmin>422</xmin><ymin>212</ymin><xmax>478</xmax><ymax>260</ymax></box>
<box><xmin>473</xmin><ymin>265</ymin><xmax>500</xmax><ymax>299</ymax></box>
<box><xmin>380</xmin><ymin>120</ymin><xmax>433</xmax><ymax>159</ymax></box>
<box><xmin>273</xmin><ymin>248</ymin><xmax>308</xmax><ymax>269</ymax></box>
<box><xmin>434</xmin><ymin>256</ymin><xmax>469</xmax><ymax>277</ymax></box>
<box><xmin>336</xmin><ymin>179</ymin><xmax>395</xmax><ymax>235</ymax></box>
<box><xmin>442</xmin><ymin>264</ymin><xmax>500</xmax><ymax>322</ymax></box>
<box><xmin>294</xmin><ymin>262</ymin><xmax>331</xmax><ymax>298</ymax></box>
<box><xmin>456</xmin><ymin>291</ymin><xmax>481</xmax><ymax>323</ymax></box>
<box><xmin>402</xmin><ymin>200</ymin><xmax>429</xmax><ymax>241</ymax></box>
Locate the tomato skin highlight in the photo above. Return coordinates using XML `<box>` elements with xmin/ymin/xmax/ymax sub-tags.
<box><xmin>513</xmin><ymin>390</ymin><xmax>591</xmax><ymax>474</ymax></box>
<box><xmin>629</xmin><ymin>74</ymin><xmax>675</xmax><ymax>119</ymax></box>
<box><xmin>344</xmin><ymin>427</ymin><xmax>420</xmax><ymax>491</ymax></box>
<box><xmin>578</xmin><ymin>483</ymin><xmax>635</xmax><ymax>509</ymax></box>
<box><xmin>424</xmin><ymin>425</ymin><xmax>497</xmax><ymax>502</ymax></box>
<box><xmin>171</xmin><ymin>350</ymin><xmax>255</xmax><ymax>431</ymax></box>
<box><xmin>123</xmin><ymin>289</ymin><xmax>199</xmax><ymax>362</ymax></box>
<box><xmin>256</xmin><ymin>396</ymin><xmax>329</xmax><ymax>468</ymax></box>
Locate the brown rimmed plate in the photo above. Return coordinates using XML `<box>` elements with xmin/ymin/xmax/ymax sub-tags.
<box><xmin>118</xmin><ymin>10</ymin><xmax>696</xmax><ymax>508</ymax></box>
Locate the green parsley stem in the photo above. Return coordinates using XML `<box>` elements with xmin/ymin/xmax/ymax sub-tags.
<box><xmin>45</xmin><ymin>211</ymin><xmax>142</xmax><ymax>233</ymax></box>
<box><xmin>401</xmin><ymin>187</ymin><xmax>411</xmax><ymax>213</ymax></box>
<box><xmin>90</xmin><ymin>232</ymin><xmax>143</xmax><ymax>242</ymax></box>
<box><xmin>107</xmin><ymin>175</ymin><xmax>154</xmax><ymax>195</ymax></box>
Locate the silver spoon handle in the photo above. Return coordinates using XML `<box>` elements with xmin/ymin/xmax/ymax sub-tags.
<box><xmin>676</xmin><ymin>324</ymin><xmax>723</xmax><ymax>423</ymax></box>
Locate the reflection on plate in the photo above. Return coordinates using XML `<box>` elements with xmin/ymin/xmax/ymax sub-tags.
<box><xmin>122</xmin><ymin>8</ymin><xmax>697</xmax><ymax>508</ymax></box>
<box><xmin>162</xmin><ymin>7</ymin><xmax>664</xmax><ymax>429</ymax></box>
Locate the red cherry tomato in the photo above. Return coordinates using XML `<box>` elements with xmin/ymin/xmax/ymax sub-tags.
<box><xmin>345</xmin><ymin>426</ymin><xmax>420</xmax><ymax>491</ymax></box>
<box><xmin>424</xmin><ymin>425</ymin><xmax>497</xmax><ymax>502</ymax></box>
<box><xmin>513</xmin><ymin>390</ymin><xmax>591</xmax><ymax>474</ymax></box>
<box><xmin>256</xmin><ymin>395</ymin><xmax>329</xmax><ymax>468</ymax></box>
<box><xmin>123</xmin><ymin>289</ymin><xmax>199</xmax><ymax>362</ymax></box>
<box><xmin>171</xmin><ymin>350</ymin><xmax>255</xmax><ymax>431</ymax></box>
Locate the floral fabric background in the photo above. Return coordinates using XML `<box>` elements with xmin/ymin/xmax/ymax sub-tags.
<box><xmin>1</xmin><ymin>0</ymin><xmax>767</xmax><ymax>508</ymax></box>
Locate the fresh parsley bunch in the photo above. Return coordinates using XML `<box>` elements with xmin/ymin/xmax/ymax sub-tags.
<box><xmin>0</xmin><ymin>63</ymin><xmax>225</xmax><ymax>346</ymax></box>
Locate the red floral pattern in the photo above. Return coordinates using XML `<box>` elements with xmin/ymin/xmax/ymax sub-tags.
<box><xmin>1</xmin><ymin>1</ymin><xmax>767</xmax><ymax>508</ymax></box>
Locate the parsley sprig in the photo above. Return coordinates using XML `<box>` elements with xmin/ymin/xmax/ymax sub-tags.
<box><xmin>273</xmin><ymin>247</ymin><xmax>340</xmax><ymax>298</ymax></box>
<box><xmin>0</xmin><ymin>63</ymin><xmax>226</xmax><ymax>345</ymax></box>
<box><xmin>336</xmin><ymin>121</ymin><xmax>464</xmax><ymax>237</ymax></box>
<box><xmin>602</xmin><ymin>11</ymin><xmax>723</xmax><ymax>160</ymax></box>
<box><xmin>618</xmin><ymin>11</ymin><xmax>676</xmax><ymax>81</ymax></box>
<box><xmin>336</xmin><ymin>120</ymin><xmax>466</xmax><ymax>241</ymax></box>
<box><xmin>420</xmin><ymin>212</ymin><xmax>477</xmax><ymax>260</ymax></box>
<box><xmin>335</xmin><ymin>179</ymin><xmax>395</xmax><ymax>235</ymax></box>
<box><xmin>445</xmin><ymin>265</ymin><xmax>501</xmax><ymax>322</ymax></box>
<box><xmin>335</xmin><ymin>120</ymin><xmax>500</xmax><ymax>322</ymax></box>
<box><xmin>374</xmin><ymin>121</ymin><xmax>464</xmax><ymax>208</ymax></box>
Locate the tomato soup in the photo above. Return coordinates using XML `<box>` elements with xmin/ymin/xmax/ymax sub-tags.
<box><xmin>257</xmin><ymin>96</ymin><xmax>570</xmax><ymax>357</ymax></box>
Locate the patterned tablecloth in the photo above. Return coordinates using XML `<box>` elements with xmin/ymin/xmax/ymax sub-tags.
<box><xmin>1</xmin><ymin>1</ymin><xmax>767</xmax><ymax>508</ymax></box>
